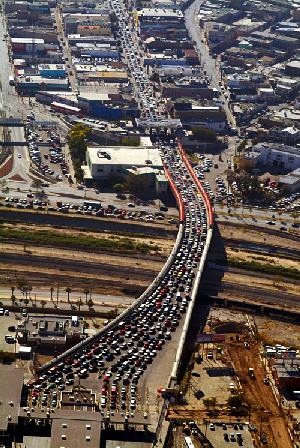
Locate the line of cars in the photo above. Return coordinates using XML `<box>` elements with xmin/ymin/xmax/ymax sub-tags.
<box><xmin>25</xmin><ymin>0</ymin><xmax>211</xmax><ymax>420</ymax></box>
<box><xmin>27</xmin><ymin>140</ymin><xmax>208</xmax><ymax>416</ymax></box>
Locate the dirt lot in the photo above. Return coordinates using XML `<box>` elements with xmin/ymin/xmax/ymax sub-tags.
<box><xmin>218</xmin><ymin>222</ymin><xmax>300</xmax><ymax>250</ymax></box>
<box><xmin>228</xmin><ymin>341</ymin><xmax>292</xmax><ymax>448</ymax></box>
<box><xmin>169</xmin><ymin>308</ymin><xmax>294</xmax><ymax>448</ymax></box>
<box><xmin>227</xmin><ymin>247</ymin><xmax>299</xmax><ymax>272</ymax></box>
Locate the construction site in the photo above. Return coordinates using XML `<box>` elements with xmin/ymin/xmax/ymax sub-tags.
<box><xmin>166</xmin><ymin>308</ymin><xmax>300</xmax><ymax>448</ymax></box>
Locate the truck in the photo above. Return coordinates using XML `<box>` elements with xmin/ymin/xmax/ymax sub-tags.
<box><xmin>9</xmin><ymin>75</ymin><xmax>15</xmax><ymax>86</ymax></box>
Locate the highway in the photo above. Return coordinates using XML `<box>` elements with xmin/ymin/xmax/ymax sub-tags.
<box><xmin>19</xmin><ymin>0</ymin><xmax>214</xmax><ymax>437</ymax></box>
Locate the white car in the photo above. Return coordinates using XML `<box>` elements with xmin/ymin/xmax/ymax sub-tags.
<box><xmin>17</xmin><ymin>153</ymin><xmax>21</xmax><ymax>158</ymax></box>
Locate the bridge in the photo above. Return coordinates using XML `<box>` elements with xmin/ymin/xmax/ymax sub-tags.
<box><xmin>20</xmin><ymin>0</ymin><xmax>215</xmax><ymax>444</ymax></box>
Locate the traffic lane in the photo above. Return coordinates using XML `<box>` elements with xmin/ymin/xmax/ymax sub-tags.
<box><xmin>0</xmin><ymin>209</ymin><xmax>178</xmax><ymax>238</ymax></box>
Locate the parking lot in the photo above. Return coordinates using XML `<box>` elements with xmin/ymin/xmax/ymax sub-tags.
<box><xmin>200</xmin><ymin>422</ymin><xmax>255</xmax><ymax>448</ymax></box>
<box><xmin>0</xmin><ymin>310</ymin><xmax>20</xmax><ymax>353</ymax></box>
<box><xmin>26</xmin><ymin>120</ymin><xmax>71</xmax><ymax>184</ymax></box>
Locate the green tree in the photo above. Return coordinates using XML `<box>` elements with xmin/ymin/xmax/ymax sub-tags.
<box><xmin>191</xmin><ymin>127</ymin><xmax>217</xmax><ymax>143</ymax></box>
<box><xmin>113</xmin><ymin>183</ymin><xmax>125</xmax><ymax>193</ymax></box>
<box><xmin>203</xmin><ymin>397</ymin><xmax>217</xmax><ymax>410</ymax></box>
<box><xmin>67</xmin><ymin>124</ymin><xmax>91</xmax><ymax>181</ymax></box>
<box><xmin>227</xmin><ymin>394</ymin><xmax>244</xmax><ymax>409</ymax></box>
<box><xmin>50</xmin><ymin>287</ymin><xmax>54</xmax><ymax>302</ymax></box>
<box><xmin>40</xmin><ymin>300</ymin><xmax>46</xmax><ymax>309</ymax></box>
<box><xmin>31</xmin><ymin>178</ymin><xmax>43</xmax><ymax>192</ymax></box>
<box><xmin>87</xmin><ymin>298</ymin><xmax>94</xmax><ymax>308</ymax></box>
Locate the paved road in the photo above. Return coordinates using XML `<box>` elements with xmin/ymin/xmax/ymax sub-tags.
<box><xmin>0</xmin><ymin>208</ymin><xmax>177</xmax><ymax>237</ymax></box>
<box><xmin>184</xmin><ymin>0</ymin><xmax>235</xmax><ymax>126</ymax></box>
<box><xmin>0</xmin><ymin>286</ymin><xmax>133</xmax><ymax>311</ymax></box>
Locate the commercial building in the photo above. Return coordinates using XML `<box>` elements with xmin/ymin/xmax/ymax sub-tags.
<box><xmin>272</xmin><ymin>359</ymin><xmax>300</xmax><ymax>393</ymax></box>
<box><xmin>253</xmin><ymin>143</ymin><xmax>300</xmax><ymax>172</ymax></box>
<box><xmin>18</xmin><ymin>315</ymin><xmax>86</xmax><ymax>351</ymax></box>
<box><xmin>38</xmin><ymin>64</ymin><xmax>66</xmax><ymax>78</ymax></box>
<box><xmin>0</xmin><ymin>366</ymin><xmax>24</xmax><ymax>431</ymax></box>
<box><xmin>84</xmin><ymin>145</ymin><xmax>163</xmax><ymax>180</ymax></box>
<box><xmin>278</xmin><ymin>168</ymin><xmax>300</xmax><ymax>193</ymax></box>
<box><xmin>15</xmin><ymin>76</ymin><xmax>69</xmax><ymax>94</ymax></box>
<box><xmin>11</xmin><ymin>37</ymin><xmax>45</xmax><ymax>53</ymax></box>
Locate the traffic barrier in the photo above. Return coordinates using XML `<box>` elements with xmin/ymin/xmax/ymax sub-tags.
<box><xmin>163</xmin><ymin>163</ymin><xmax>185</xmax><ymax>223</ymax></box>
<box><xmin>177</xmin><ymin>140</ymin><xmax>214</xmax><ymax>228</ymax></box>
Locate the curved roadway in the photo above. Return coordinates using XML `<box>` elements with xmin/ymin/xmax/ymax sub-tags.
<box><xmin>24</xmin><ymin>0</ymin><xmax>214</xmax><ymax>432</ymax></box>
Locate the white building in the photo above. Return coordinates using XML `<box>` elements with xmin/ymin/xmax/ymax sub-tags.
<box><xmin>253</xmin><ymin>143</ymin><xmax>300</xmax><ymax>172</ymax></box>
<box><xmin>83</xmin><ymin>146</ymin><xmax>163</xmax><ymax>180</ymax></box>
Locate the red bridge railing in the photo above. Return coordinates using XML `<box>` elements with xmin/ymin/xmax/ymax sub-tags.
<box><xmin>177</xmin><ymin>140</ymin><xmax>214</xmax><ymax>228</ymax></box>
<box><xmin>163</xmin><ymin>163</ymin><xmax>185</xmax><ymax>223</ymax></box>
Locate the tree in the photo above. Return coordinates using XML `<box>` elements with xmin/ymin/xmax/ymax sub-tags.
<box><xmin>40</xmin><ymin>300</ymin><xmax>46</xmax><ymax>309</ymax></box>
<box><xmin>113</xmin><ymin>183</ymin><xmax>125</xmax><ymax>193</ymax></box>
<box><xmin>191</xmin><ymin>127</ymin><xmax>217</xmax><ymax>143</ymax></box>
<box><xmin>227</xmin><ymin>394</ymin><xmax>244</xmax><ymax>409</ymax></box>
<box><xmin>83</xmin><ymin>289</ymin><xmax>90</xmax><ymax>304</ymax></box>
<box><xmin>50</xmin><ymin>287</ymin><xmax>54</xmax><ymax>302</ymax></box>
<box><xmin>31</xmin><ymin>178</ymin><xmax>42</xmax><ymax>192</ymax></box>
<box><xmin>10</xmin><ymin>286</ymin><xmax>15</xmax><ymax>299</ymax></box>
<box><xmin>87</xmin><ymin>298</ymin><xmax>94</xmax><ymax>308</ymax></box>
<box><xmin>203</xmin><ymin>397</ymin><xmax>217</xmax><ymax>410</ymax></box>
<box><xmin>77</xmin><ymin>298</ymin><xmax>83</xmax><ymax>312</ymax></box>
<box><xmin>66</xmin><ymin>287</ymin><xmax>72</xmax><ymax>303</ymax></box>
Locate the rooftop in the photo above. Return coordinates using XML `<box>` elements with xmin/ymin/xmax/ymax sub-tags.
<box><xmin>87</xmin><ymin>146</ymin><xmax>163</xmax><ymax>168</ymax></box>
<box><xmin>0</xmin><ymin>366</ymin><xmax>24</xmax><ymax>430</ymax></box>
<box><xmin>50</xmin><ymin>418</ymin><xmax>101</xmax><ymax>448</ymax></box>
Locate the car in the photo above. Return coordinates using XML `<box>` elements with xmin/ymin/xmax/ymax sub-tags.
<box><xmin>17</xmin><ymin>153</ymin><xmax>22</xmax><ymax>158</ymax></box>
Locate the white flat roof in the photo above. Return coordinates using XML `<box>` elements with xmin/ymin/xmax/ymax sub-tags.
<box><xmin>87</xmin><ymin>146</ymin><xmax>162</xmax><ymax>167</ymax></box>
<box><xmin>12</xmin><ymin>37</ymin><xmax>44</xmax><ymax>44</ymax></box>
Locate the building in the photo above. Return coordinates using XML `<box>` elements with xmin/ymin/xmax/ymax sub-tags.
<box><xmin>253</xmin><ymin>143</ymin><xmax>300</xmax><ymax>172</ymax></box>
<box><xmin>0</xmin><ymin>366</ymin><xmax>24</xmax><ymax>432</ymax></box>
<box><xmin>18</xmin><ymin>315</ymin><xmax>86</xmax><ymax>351</ymax></box>
<box><xmin>272</xmin><ymin>359</ymin><xmax>300</xmax><ymax>394</ymax></box>
<box><xmin>15</xmin><ymin>76</ymin><xmax>69</xmax><ymax>94</ymax></box>
<box><xmin>83</xmin><ymin>145</ymin><xmax>163</xmax><ymax>181</ymax></box>
<box><xmin>11</xmin><ymin>37</ymin><xmax>45</xmax><ymax>53</ymax></box>
<box><xmin>50</xmin><ymin>417</ymin><xmax>101</xmax><ymax>448</ymax></box>
<box><xmin>278</xmin><ymin>168</ymin><xmax>300</xmax><ymax>193</ymax></box>
<box><xmin>38</xmin><ymin>64</ymin><xmax>66</xmax><ymax>78</ymax></box>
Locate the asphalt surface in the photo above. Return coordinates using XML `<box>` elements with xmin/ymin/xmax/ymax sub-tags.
<box><xmin>0</xmin><ymin>208</ymin><xmax>177</xmax><ymax>237</ymax></box>
<box><xmin>184</xmin><ymin>0</ymin><xmax>235</xmax><ymax>125</ymax></box>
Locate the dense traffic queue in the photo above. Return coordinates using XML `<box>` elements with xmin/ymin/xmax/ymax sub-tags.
<box><xmin>25</xmin><ymin>0</ymin><xmax>212</xmax><ymax>420</ymax></box>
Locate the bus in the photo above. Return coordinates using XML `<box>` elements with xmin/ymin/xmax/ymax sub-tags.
<box><xmin>83</xmin><ymin>200</ymin><xmax>101</xmax><ymax>210</ymax></box>
<box><xmin>184</xmin><ymin>437</ymin><xmax>195</xmax><ymax>448</ymax></box>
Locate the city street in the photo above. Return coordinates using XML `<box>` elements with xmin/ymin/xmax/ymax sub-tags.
<box><xmin>185</xmin><ymin>0</ymin><xmax>236</xmax><ymax>126</ymax></box>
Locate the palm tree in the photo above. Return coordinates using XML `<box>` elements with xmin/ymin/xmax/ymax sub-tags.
<box><xmin>50</xmin><ymin>287</ymin><xmax>54</xmax><ymax>302</ymax></box>
<box><xmin>83</xmin><ymin>288</ymin><xmax>90</xmax><ymax>305</ymax></box>
<box><xmin>10</xmin><ymin>286</ymin><xmax>15</xmax><ymax>300</ymax></box>
<box><xmin>66</xmin><ymin>287</ymin><xmax>72</xmax><ymax>303</ymax></box>
<box><xmin>40</xmin><ymin>300</ymin><xmax>46</xmax><ymax>309</ymax></box>
<box><xmin>87</xmin><ymin>298</ymin><xmax>93</xmax><ymax>309</ymax></box>
<box><xmin>77</xmin><ymin>298</ymin><xmax>83</xmax><ymax>313</ymax></box>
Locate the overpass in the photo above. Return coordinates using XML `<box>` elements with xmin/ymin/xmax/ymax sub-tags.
<box><xmin>23</xmin><ymin>0</ymin><xmax>215</xmax><ymax>443</ymax></box>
